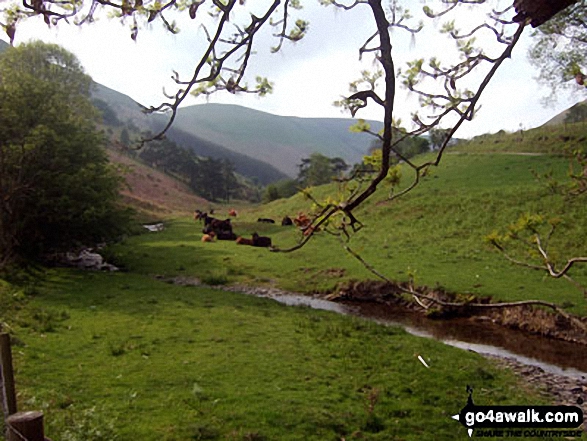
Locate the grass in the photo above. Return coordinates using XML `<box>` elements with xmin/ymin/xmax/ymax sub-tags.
<box><xmin>110</xmin><ymin>149</ymin><xmax>587</xmax><ymax>315</ymax></box>
<box><xmin>459</xmin><ymin>122</ymin><xmax>587</xmax><ymax>154</ymax></box>
<box><xmin>3</xmin><ymin>125</ymin><xmax>586</xmax><ymax>440</ymax></box>
<box><xmin>5</xmin><ymin>270</ymin><xmax>550</xmax><ymax>440</ymax></box>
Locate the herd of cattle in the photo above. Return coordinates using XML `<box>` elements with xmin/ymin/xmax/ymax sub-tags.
<box><xmin>194</xmin><ymin>209</ymin><xmax>313</xmax><ymax>248</ymax></box>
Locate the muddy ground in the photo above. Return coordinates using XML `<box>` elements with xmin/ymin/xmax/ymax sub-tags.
<box><xmin>330</xmin><ymin>279</ymin><xmax>587</xmax><ymax>346</ymax></box>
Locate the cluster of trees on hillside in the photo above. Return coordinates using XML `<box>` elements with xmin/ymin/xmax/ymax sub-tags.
<box><xmin>136</xmin><ymin>136</ymin><xmax>245</xmax><ymax>202</ymax></box>
<box><xmin>262</xmin><ymin>131</ymin><xmax>446</xmax><ymax>203</ymax></box>
<box><xmin>0</xmin><ymin>42</ymin><xmax>131</xmax><ymax>268</ymax></box>
<box><xmin>89</xmin><ymin>95</ymin><xmax>262</xmax><ymax>202</ymax></box>
<box><xmin>263</xmin><ymin>153</ymin><xmax>350</xmax><ymax>202</ymax></box>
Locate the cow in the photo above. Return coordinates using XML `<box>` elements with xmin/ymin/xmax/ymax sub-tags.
<box><xmin>202</xmin><ymin>214</ymin><xmax>215</xmax><ymax>227</ymax></box>
<box><xmin>203</xmin><ymin>217</ymin><xmax>236</xmax><ymax>240</ymax></box>
<box><xmin>201</xmin><ymin>232</ymin><xmax>215</xmax><ymax>242</ymax></box>
<box><xmin>228</xmin><ymin>209</ymin><xmax>238</xmax><ymax>217</ymax></box>
<box><xmin>281</xmin><ymin>216</ymin><xmax>293</xmax><ymax>226</ymax></box>
<box><xmin>194</xmin><ymin>210</ymin><xmax>206</xmax><ymax>222</ymax></box>
<box><xmin>236</xmin><ymin>236</ymin><xmax>254</xmax><ymax>246</ymax></box>
<box><xmin>257</xmin><ymin>218</ymin><xmax>275</xmax><ymax>224</ymax></box>
<box><xmin>216</xmin><ymin>231</ymin><xmax>237</xmax><ymax>241</ymax></box>
<box><xmin>293</xmin><ymin>213</ymin><xmax>311</xmax><ymax>228</ymax></box>
<box><xmin>252</xmin><ymin>232</ymin><xmax>272</xmax><ymax>247</ymax></box>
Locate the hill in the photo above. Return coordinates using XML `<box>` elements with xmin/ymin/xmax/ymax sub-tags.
<box><xmin>107</xmin><ymin>147</ymin><xmax>208</xmax><ymax>219</ymax></box>
<box><xmin>91</xmin><ymin>83</ymin><xmax>383</xmax><ymax>183</ymax></box>
<box><xmin>91</xmin><ymin>83</ymin><xmax>289</xmax><ymax>185</ymax></box>
<box><xmin>169</xmin><ymin>103</ymin><xmax>383</xmax><ymax>177</ymax></box>
<box><xmin>224</xmin><ymin>124</ymin><xmax>587</xmax><ymax>315</ymax></box>
<box><xmin>542</xmin><ymin>98</ymin><xmax>587</xmax><ymax>126</ymax></box>
<box><xmin>459</xmin><ymin>117</ymin><xmax>587</xmax><ymax>155</ymax></box>
<box><xmin>149</xmin><ymin>118</ymin><xmax>289</xmax><ymax>185</ymax></box>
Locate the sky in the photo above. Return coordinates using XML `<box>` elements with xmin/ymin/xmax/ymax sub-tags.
<box><xmin>6</xmin><ymin>0</ymin><xmax>585</xmax><ymax>139</ymax></box>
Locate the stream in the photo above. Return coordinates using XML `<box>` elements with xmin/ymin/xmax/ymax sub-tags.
<box><xmin>243</xmin><ymin>290</ymin><xmax>587</xmax><ymax>380</ymax></box>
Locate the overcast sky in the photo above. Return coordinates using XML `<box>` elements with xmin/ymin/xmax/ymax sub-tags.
<box><xmin>6</xmin><ymin>0</ymin><xmax>584</xmax><ymax>138</ymax></box>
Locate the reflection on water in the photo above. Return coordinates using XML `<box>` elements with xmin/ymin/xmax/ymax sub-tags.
<box><xmin>263</xmin><ymin>293</ymin><xmax>587</xmax><ymax>380</ymax></box>
<box><xmin>350</xmin><ymin>301</ymin><xmax>587</xmax><ymax>380</ymax></box>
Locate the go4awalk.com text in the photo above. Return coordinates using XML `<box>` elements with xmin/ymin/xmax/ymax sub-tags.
<box><xmin>452</xmin><ymin>387</ymin><xmax>584</xmax><ymax>438</ymax></box>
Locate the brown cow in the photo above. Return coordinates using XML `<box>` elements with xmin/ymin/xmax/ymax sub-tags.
<box><xmin>236</xmin><ymin>236</ymin><xmax>254</xmax><ymax>246</ymax></box>
<box><xmin>293</xmin><ymin>213</ymin><xmax>311</xmax><ymax>228</ymax></box>
<box><xmin>201</xmin><ymin>232</ymin><xmax>216</xmax><ymax>242</ymax></box>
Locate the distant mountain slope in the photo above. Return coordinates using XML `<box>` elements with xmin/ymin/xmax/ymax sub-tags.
<box><xmin>542</xmin><ymin>98</ymin><xmax>587</xmax><ymax>126</ymax></box>
<box><xmin>171</xmin><ymin>103</ymin><xmax>383</xmax><ymax>176</ymax></box>
<box><xmin>150</xmin><ymin>117</ymin><xmax>289</xmax><ymax>185</ymax></box>
<box><xmin>91</xmin><ymin>83</ymin><xmax>288</xmax><ymax>185</ymax></box>
<box><xmin>108</xmin><ymin>148</ymin><xmax>208</xmax><ymax>218</ymax></box>
<box><xmin>92</xmin><ymin>82</ymin><xmax>153</xmax><ymax>130</ymax></box>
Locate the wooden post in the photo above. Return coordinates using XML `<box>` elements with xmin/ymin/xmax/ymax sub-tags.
<box><xmin>0</xmin><ymin>333</ymin><xmax>17</xmax><ymax>417</ymax></box>
<box><xmin>6</xmin><ymin>411</ymin><xmax>45</xmax><ymax>441</ymax></box>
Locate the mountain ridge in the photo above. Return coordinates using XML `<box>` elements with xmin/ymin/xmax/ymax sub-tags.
<box><xmin>170</xmin><ymin>103</ymin><xmax>383</xmax><ymax>176</ymax></box>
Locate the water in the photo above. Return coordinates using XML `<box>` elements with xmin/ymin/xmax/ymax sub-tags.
<box><xmin>260</xmin><ymin>292</ymin><xmax>587</xmax><ymax>380</ymax></box>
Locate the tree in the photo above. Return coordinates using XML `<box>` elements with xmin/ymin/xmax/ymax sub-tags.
<box><xmin>429</xmin><ymin>127</ymin><xmax>451</xmax><ymax>151</ymax></box>
<box><xmin>297</xmin><ymin>153</ymin><xmax>348</xmax><ymax>187</ymax></box>
<box><xmin>527</xmin><ymin>1</ymin><xmax>587</xmax><ymax>100</ymax></box>
<box><xmin>219</xmin><ymin>158</ymin><xmax>238</xmax><ymax>202</ymax></box>
<box><xmin>139</xmin><ymin>136</ymin><xmax>242</xmax><ymax>201</ymax></box>
<box><xmin>120</xmin><ymin>127</ymin><xmax>131</xmax><ymax>146</ymax></box>
<box><xmin>263</xmin><ymin>179</ymin><xmax>299</xmax><ymax>202</ymax></box>
<box><xmin>0</xmin><ymin>41</ymin><xmax>131</xmax><ymax>267</ymax></box>
<box><xmin>188</xmin><ymin>156</ymin><xmax>239</xmax><ymax>202</ymax></box>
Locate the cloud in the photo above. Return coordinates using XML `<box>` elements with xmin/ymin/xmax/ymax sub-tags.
<box><xmin>8</xmin><ymin>2</ymin><xmax>586</xmax><ymax>138</ymax></box>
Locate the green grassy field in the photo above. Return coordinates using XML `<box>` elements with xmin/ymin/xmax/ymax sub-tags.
<box><xmin>2</xmin><ymin>124</ymin><xmax>586</xmax><ymax>440</ymax></box>
<box><xmin>3</xmin><ymin>269</ymin><xmax>550</xmax><ymax>441</ymax></box>
<box><xmin>156</xmin><ymin>142</ymin><xmax>585</xmax><ymax>314</ymax></box>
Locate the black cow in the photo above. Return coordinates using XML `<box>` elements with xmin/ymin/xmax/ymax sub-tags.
<box><xmin>203</xmin><ymin>217</ymin><xmax>235</xmax><ymax>240</ymax></box>
<box><xmin>252</xmin><ymin>232</ymin><xmax>272</xmax><ymax>247</ymax></box>
<box><xmin>257</xmin><ymin>218</ymin><xmax>275</xmax><ymax>224</ymax></box>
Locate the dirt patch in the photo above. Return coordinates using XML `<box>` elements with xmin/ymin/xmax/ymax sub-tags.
<box><xmin>330</xmin><ymin>279</ymin><xmax>587</xmax><ymax>346</ymax></box>
<box><xmin>323</xmin><ymin>268</ymin><xmax>347</xmax><ymax>278</ymax></box>
<box><xmin>107</xmin><ymin>149</ymin><xmax>207</xmax><ymax>217</ymax></box>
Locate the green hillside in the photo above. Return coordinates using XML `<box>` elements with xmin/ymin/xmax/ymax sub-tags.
<box><xmin>206</xmin><ymin>125</ymin><xmax>586</xmax><ymax>314</ymax></box>
<box><xmin>460</xmin><ymin>121</ymin><xmax>587</xmax><ymax>154</ymax></box>
<box><xmin>171</xmin><ymin>103</ymin><xmax>383</xmax><ymax>176</ymax></box>
<box><xmin>150</xmin><ymin>117</ymin><xmax>289</xmax><ymax>185</ymax></box>
<box><xmin>91</xmin><ymin>83</ymin><xmax>289</xmax><ymax>185</ymax></box>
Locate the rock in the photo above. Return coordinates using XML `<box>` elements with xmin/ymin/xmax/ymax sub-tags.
<box><xmin>48</xmin><ymin>249</ymin><xmax>118</xmax><ymax>271</ymax></box>
<box><xmin>143</xmin><ymin>223</ymin><xmax>164</xmax><ymax>232</ymax></box>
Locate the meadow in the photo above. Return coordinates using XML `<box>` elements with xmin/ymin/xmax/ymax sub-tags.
<box><xmin>2</xmin><ymin>125</ymin><xmax>586</xmax><ymax>440</ymax></box>
<box><xmin>3</xmin><ymin>264</ymin><xmax>551</xmax><ymax>440</ymax></box>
